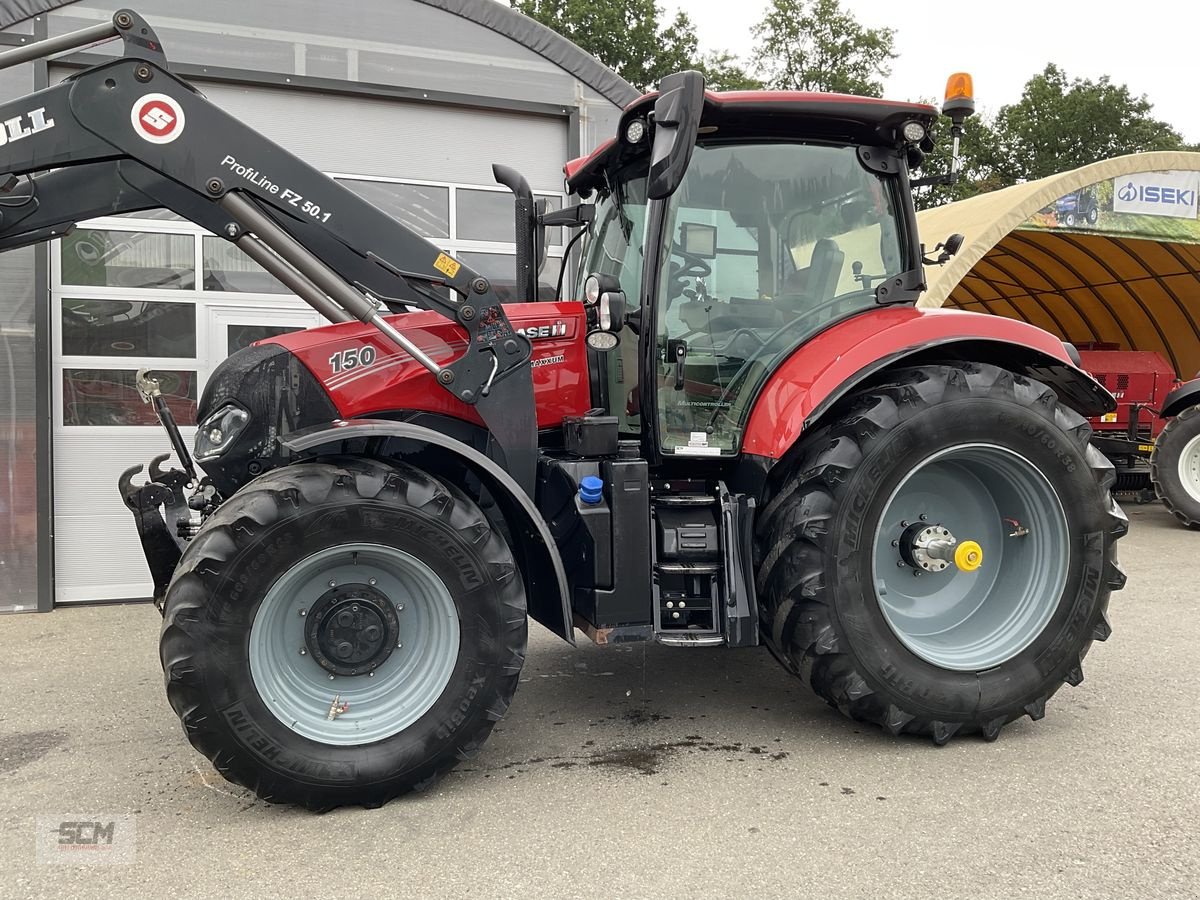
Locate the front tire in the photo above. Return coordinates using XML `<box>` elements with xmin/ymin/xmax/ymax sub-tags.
<box><xmin>1151</xmin><ymin>404</ymin><xmax>1200</xmax><ymax>527</ymax></box>
<box><xmin>160</xmin><ymin>457</ymin><xmax>526</xmax><ymax>809</ymax></box>
<box><xmin>755</xmin><ymin>363</ymin><xmax>1127</xmax><ymax>743</ymax></box>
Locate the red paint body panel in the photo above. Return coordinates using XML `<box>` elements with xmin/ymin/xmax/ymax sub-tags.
<box><xmin>742</xmin><ymin>307</ymin><xmax>1079</xmax><ymax>459</ymax></box>
<box><xmin>1078</xmin><ymin>349</ymin><xmax>1179</xmax><ymax>438</ymax></box>
<box><xmin>265</xmin><ymin>302</ymin><xmax>592</xmax><ymax>429</ymax></box>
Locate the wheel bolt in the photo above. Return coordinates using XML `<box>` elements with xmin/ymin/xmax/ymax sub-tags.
<box><xmin>369</xmin><ymin>672</ymin><xmax>375</xmax><ymax>677</ymax></box>
<box><xmin>368</xmin><ymin>578</ymin><xmax>377</xmax><ymax>586</ymax></box>
<box><xmin>328</xmin><ymin>579</ymin><xmax>336</xmax><ymax>587</ymax></box>
<box><xmin>897</xmin><ymin>560</ymin><xmax>905</xmax><ymax>568</ymax></box>
<box><xmin>299</xmin><ymin>608</ymin><xmax>307</xmax><ymax>617</ymax></box>
<box><xmin>397</xmin><ymin>603</ymin><xmax>404</xmax><ymax>611</ymax></box>
<box><xmin>328</xmin><ymin>674</ymin><xmax>335</xmax><ymax>680</ymax></box>
<box><xmin>299</xmin><ymin>648</ymin><xmax>307</xmax><ymax>655</ymax></box>
<box><xmin>919</xmin><ymin>514</ymin><xmax>928</xmax><ymax>521</ymax></box>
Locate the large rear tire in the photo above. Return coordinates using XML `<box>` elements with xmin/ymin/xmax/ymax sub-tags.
<box><xmin>755</xmin><ymin>362</ymin><xmax>1127</xmax><ymax>743</ymax></box>
<box><xmin>1150</xmin><ymin>404</ymin><xmax>1200</xmax><ymax>527</ymax></box>
<box><xmin>160</xmin><ymin>457</ymin><xmax>526</xmax><ymax>809</ymax></box>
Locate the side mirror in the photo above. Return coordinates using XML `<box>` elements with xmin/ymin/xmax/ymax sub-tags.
<box><xmin>922</xmin><ymin>233</ymin><xmax>965</xmax><ymax>266</ymax></box>
<box><xmin>680</xmin><ymin>222</ymin><xmax>717</xmax><ymax>258</ymax></box>
<box><xmin>584</xmin><ymin>271</ymin><xmax>621</xmax><ymax>305</ymax></box>
<box><xmin>533</xmin><ymin>197</ymin><xmax>550</xmax><ymax>276</ymax></box>
<box><xmin>598</xmin><ymin>291</ymin><xmax>626</xmax><ymax>331</ymax></box>
<box><xmin>647</xmin><ymin>70</ymin><xmax>706</xmax><ymax>200</ymax></box>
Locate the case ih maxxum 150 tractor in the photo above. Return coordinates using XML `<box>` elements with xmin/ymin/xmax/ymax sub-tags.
<box><xmin>1</xmin><ymin>14</ymin><xmax>1126</xmax><ymax>808</ymax></box>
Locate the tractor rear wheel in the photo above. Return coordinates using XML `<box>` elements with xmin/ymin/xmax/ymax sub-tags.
<box><xmin>1151</xmin><ymin>404</ymin><xmax>1200</xmax><ymax>527</ymax></box>
<box><xmin>755</xmin><ymin>362</ymin><xmax>1127</xmax><ymax>744</ymax></box>
<box><xmin>159</xmin><ymin>457</ymin><xmax>526</xmax><ymax>809</ymax></box>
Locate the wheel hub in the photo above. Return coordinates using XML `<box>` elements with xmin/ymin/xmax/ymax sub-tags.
<box><xmin>899</xmin><ymin>521</ymin><xmax>960</xmax><ymax>573</ymax></box>
<box><xmin>304</xmin><ymin>583</ymin><xmax>400</xmax><ymax>676</ymax></box>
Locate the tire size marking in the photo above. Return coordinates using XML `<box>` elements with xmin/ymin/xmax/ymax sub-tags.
<box><xmin>328</xmin><ymin>345</ymin><xmax>377</xmax><ymax>374</ymax></box>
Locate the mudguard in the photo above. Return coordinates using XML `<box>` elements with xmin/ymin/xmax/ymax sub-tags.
<box><xmin>280</xmin><ymin>419</ymin><xmax>574</xmax><ymax>644</ymax></box>
<box><xmin>1159</xmin><ymin>377</ymin><xmax>1200</xmax><ymax>419</ymax></box>
<box><xmin>742</xmin><ymin>306</ymin><xmax>1115</xmax><ymax>460</ymax></box>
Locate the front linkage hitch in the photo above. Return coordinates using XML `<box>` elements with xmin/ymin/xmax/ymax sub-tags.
<box><xmin>118</xmin><ymin>370</ymin><xmax>215</xmax><ymax>609</ymax></box>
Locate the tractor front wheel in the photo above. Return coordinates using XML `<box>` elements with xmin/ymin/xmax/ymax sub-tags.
<box><xmin>159</xmin><ymin>457</ymin><xmax>526</xmax><ymax>809</ymax></box>
<box><xmin>755</xmin><ymin>363</ymin><xmax>1127</xmax><ymax>743</ymax></box>
<box><xmin>1151</xmin><ymin>404</ymin><xmax>1200</xmax><ymax>527</ymax></box>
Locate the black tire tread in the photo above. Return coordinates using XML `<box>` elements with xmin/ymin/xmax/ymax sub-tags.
<box><xmin>160</xmin><ymin>457</ymin><xmax>526</xmax><ymax>810</ymax></box>
<box><xmin>1150</xmin><ymin>403</ymin><xmax>1200</xmax><ymax>528</ymax></box>
<box><xmin>755</xmin><ymin>362</ymin><xmax>1127</xmax><ymax>744</ymax></box>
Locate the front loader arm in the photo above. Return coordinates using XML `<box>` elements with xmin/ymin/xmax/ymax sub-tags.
<box><xmin>0</xmin><ymin>9</ymin><xmax>538</xmax><ymax>488</ymax></box>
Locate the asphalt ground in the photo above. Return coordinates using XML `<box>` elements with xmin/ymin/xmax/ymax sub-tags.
<box><xmin>1</xmin><ymin>500</ymin><xmax>1197</xmax><ymax>899</ymax></box>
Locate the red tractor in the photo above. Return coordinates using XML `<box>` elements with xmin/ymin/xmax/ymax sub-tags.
<box><xmin>0</xmin><ymin>13</ymin><xmax>1126</xmax><ymax>809</ymax></box>
<box><xmin>1075</xmin><ymin>346</ymin><xmax>1200</xmax><ymax>525</ymax></box>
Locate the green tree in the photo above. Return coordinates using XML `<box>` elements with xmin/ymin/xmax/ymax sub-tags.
<box><xmin>751</xmin><ymin>0</ymin><xmax>896</xmax><ymax>96</ymax></box>
<box><xmin>511</xmin><ymin>0</ymin><xmax>702</xmax><ymax>92</ymax></box>
<box><xmin>695</xmin><ymin>51</ymin><xmax>764</xmax><ymax>91</ymax></box>
<box><xmin>913</xmin><ymin>112</ymin><xmax>1006</xmax><ymax>210</ymax></box>
<box><xmin>992</xmin><ymin>64</ymin><xmax>1187</xmax><ymax>183</ymax></box>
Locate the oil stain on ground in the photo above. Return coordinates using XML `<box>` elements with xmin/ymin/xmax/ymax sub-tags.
<box><xmin>0</xmin><ymin>728</ymin><xmax>68</xmax><ymax>775</ymax></box>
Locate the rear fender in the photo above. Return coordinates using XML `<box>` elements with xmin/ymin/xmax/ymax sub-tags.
<box><xmin>742</xmin><ymin>307</ymin><xmax>1115</xmax><ymax>462</ymax></box>
<box><xmin>1160</xmin><ymin>378</ymin><xmax>1200</xmax><ymax>419</ymax></box>
<box><xmin>280</xmin><ymin>419</ymin><xmax>574</xmax><ymax>644</ymax></box>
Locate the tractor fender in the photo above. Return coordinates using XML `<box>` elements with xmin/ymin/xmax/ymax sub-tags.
<box><xmin>280</xmin><ymin>419</ymin><xmax>574</xmax><ymax>644</ymax></box>
<box><xmin>741</xmin><ymin>306</ymin><xmax>1115</xmax><ymax>461</ymax></box>
<box><xmin>1159</xmin><ymin>377</ymin><xmax>1200</xmax><ymax>419</ymax></box>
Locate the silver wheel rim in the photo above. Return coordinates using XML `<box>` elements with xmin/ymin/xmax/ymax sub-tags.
<box><xmin>871</xmin><ymin>444</ymin><xmax>1070</xmax><ymax>671</ymax></box>
<box><xmin>249</xmin><ymin>542</ymin><xmax>460</xmax><ymax>746</ymax></box>
<box><xmin>1176</xmin><ymin>433</ymin><xmax>1200</xmax><ymax>503</ymax></box>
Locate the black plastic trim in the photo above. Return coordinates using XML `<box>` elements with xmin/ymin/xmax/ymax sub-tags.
<box><xmin>1160</xmin><ymin>378</ymin><xmax>1200</xmax><ymax>419</ymax></box>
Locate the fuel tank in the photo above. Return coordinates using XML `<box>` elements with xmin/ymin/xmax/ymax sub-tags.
<box><xmin>264</xmin><ymin>301</ymin><xmax>592</xmax><ymax>428</ymax></box>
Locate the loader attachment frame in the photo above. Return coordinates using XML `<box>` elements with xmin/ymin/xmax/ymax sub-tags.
<box><xmin>0</xmin><ymin>8</ymin><xmax>538</xmax><ymax>489</ymax></box>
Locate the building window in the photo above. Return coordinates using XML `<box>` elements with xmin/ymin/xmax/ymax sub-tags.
<box><xmin>60</xmin><ymin>298</ymin><xmax>197</xmax><ymax>358</ymax></box>
<box><xmin>61</xmin><ymin>368</ymin><xmax>198</xmax><ymax>427</ymax></box>
<box><xmin>338</xmin><ymin>179</ymin><xmax>451</xmax><ymax>239</ymax></box>
<box><xmin>60</xmin><ymin>229</ymin><xmax>194</xmax><ymax>289</ymax></box>
<box><xmin>201</xmin><ymin>237</ymin><xmax>289</xmax><ymax>294</ymax></box>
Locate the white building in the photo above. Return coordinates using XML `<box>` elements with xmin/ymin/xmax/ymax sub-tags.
<box><xmin>0</xmin><ymin>0</ymin><xmax>635</xmax><ymax>611</ymax></box>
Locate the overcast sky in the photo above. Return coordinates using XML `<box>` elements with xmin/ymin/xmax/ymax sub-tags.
<box><xmin>661</xmin><ymin>0</ymin><xmax>1200</xmax><ymax>143</ymax></box>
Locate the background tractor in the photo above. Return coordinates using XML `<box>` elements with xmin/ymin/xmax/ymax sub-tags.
<box><xmin>0</xmin><ymin>12</ymin><xmax>1126</xmax><ymax>809</ymax></box>
<box><xmin>1075</xmin><ymin>345</ymin><xmax>1200</xmax><ymax>525</ymax></box>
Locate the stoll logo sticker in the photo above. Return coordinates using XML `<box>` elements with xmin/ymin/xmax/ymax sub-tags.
<box><xmin>36</xmin><ymin>814</ymin><xmax>136</xmax><ymax>865</ymax></box>
<box><xmin>131</xmin><ymin>93</ymin><xmax>185</xmax><ymax>144</ymax></box>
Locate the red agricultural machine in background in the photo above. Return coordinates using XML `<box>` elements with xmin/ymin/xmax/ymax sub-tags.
<box><xmin>1077</xmin><ymin>346</ymin><xmax>1200</xmax><ymax>525</ymax></box>
<box><xmin>0</xmin><ymin>11</ymin><xmax>1127</xmax><ymax>809</ymax></box>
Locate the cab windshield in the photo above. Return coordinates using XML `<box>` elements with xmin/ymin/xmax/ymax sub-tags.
<box><xmin>575</xmin><ymin>142</ymin><xmax>907</xmax><ymax>453</ymax></box>
<box><xmin>656</xmin><ymin>141</ymin><xmax>906</xmax><ymax>455</ymax></box>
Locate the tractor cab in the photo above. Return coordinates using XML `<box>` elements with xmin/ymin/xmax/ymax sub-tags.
<box><xmin>560</xmin><ymin>73</ymin><xmax>938</xmax><ymax>459</ymax></box>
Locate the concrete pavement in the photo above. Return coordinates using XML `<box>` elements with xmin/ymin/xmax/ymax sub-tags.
<box><xmin>0</xmin><ymin>501</ymin><xmax>1197</xmax><ymax>899</ymax></box>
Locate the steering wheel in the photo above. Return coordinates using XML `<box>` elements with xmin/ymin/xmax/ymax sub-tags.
<box><xmin>673</xmin><ymin>246</ymin><xmax>712</xmax><ymax>279</ymax></box>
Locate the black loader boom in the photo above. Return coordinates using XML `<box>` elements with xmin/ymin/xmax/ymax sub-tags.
<box><xmin>0</xmin><ymin>8</ymin><xmax>537</xmax><ymax>486</ymax></box>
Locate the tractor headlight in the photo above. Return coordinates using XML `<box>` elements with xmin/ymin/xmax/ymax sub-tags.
<box><xmin>584</xmin><ymin>273</ymin><xmax>602</xmax><ymax>305</ymax></box>
<box><xmin>901</xmin><ymin>120</ymin><xmax>927</xmax><ymax>143</ymax></box>
<box><xmin>194</xmin><ymin>403</ymin><xmax>250</xmax><ymax>460</ymax></box>
<box><xmin>624</xmin><ymin>118</ymin><xmax>647</xmax><ymax>144</ymax></box>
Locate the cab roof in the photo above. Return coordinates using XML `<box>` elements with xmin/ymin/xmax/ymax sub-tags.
<box><xmin>565</xmin><ymin>89</ymin><xmax>938</xmax><ymax>194</ymax></box>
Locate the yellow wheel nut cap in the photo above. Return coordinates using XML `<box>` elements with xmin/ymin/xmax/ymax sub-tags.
<box><xmin>955</xmin><ymin>540</ymin><xmax>983</xmax><ymax>572</ymax></box>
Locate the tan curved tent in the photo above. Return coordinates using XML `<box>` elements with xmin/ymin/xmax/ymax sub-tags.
<box><xmin>917</xmin><ymin>151</ymin><xmax>1200</xmax><ymax>378</ymax></box>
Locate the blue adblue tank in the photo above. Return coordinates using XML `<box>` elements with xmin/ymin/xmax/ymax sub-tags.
<box><xmin>579</xmin><ymin>475</ymin><xmax>604</xmax><ymax>505</ymax></box>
